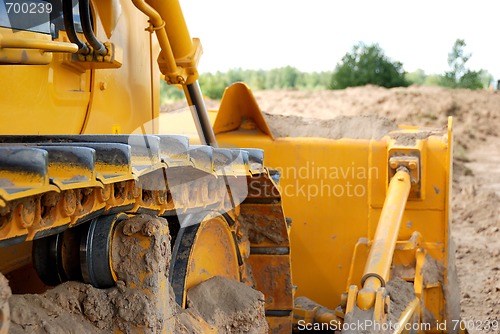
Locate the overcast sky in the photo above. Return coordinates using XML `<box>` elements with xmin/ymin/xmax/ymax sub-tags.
<box><xmin>180</xmin><ymin>0</ymin><xmax>499</xmax><ymax>80</ymax></box>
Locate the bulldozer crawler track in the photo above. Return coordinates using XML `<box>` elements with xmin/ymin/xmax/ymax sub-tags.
<box><xmin>0</xmin><ymin>135</ymin><xmax>264</xmax><ymax>253</ymax></box>
<box><xmin>0</xmin><ymin>135</ymin><xmax>294</xmax><ymax>332</ymax></box>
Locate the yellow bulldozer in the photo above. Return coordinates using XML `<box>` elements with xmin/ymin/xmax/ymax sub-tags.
<box><xmin>0</xmin><ymin>0</ymin><xmax>465</xmax><ymax>333</ymax></box>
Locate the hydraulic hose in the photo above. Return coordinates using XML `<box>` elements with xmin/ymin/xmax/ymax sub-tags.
<box><xmin>78</xmin><ymin>0</ymin><xmax>107</xmax><ymax>56</ymax></box>
<box><xmin>62</xmin><ymin>0</ymin><xmax>89</xmax><ymax>55</ymax></box>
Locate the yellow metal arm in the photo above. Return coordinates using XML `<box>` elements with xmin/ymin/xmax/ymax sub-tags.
<box><xmin>0</xmin><ymin>36</ymin><xmax>78</xmax><ymax>53</ymax></box>
<box><xmin>357</xmin><ymin>168</ymin><xmax>411</xmax><ymax>310</ymax></box>
<box><xmin>131</xmin><ymin>0</ymin><xmax>177</xmax><ymax>76</ymax></box>
<box><xmin>131</xmin><ymin>0</ymin><xmax>202</xmax><ymax>85</ymax></box>
<box><xmin>131</xmin><ymin>0</ymin><xmax>216</xmax><ymax>146</ymax></box>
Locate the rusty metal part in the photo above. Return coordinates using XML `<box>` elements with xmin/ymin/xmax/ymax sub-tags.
<box><xmin>240</xmin><ymin>172</ymin><xmax>293</xmax><ymax>333</ymax></box>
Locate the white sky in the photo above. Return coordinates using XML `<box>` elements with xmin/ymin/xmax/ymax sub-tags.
<box><xmin>180</xmin><ymin>0</ymin><xmax>499</xmax><ymax>80</ymax></box>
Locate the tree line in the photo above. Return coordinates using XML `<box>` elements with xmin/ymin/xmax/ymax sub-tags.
<box><xmin>161</xmin><ymin>67</ymin><xmax>334</xmax><ymax>102</ymax></box>
<box><xmin>161</xmin><ymin>39</ymin><xmax>492</xmax><ymax>102</ymax></box>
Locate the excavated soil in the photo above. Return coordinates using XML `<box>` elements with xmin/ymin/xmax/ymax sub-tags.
<box><xmin>262</xmin><ymin>114</ymin><xmax>397</xmax><ymax>140</ymax></box>
<box><xmin>385</xmin><ymin>278</ymin><xmax>416</xmax><ymax>327</ymax></box>
<box><xmin>0</xmin><ymin>273</ymin><xmax>11</xmax><ymax>333</ymax></box>
<box><xmin>187</xmin><ymin>276</ymin><xmax>268</xmax><ymax>334</ymax></box>
<box><xmin>7</xmin><ymin>215</ymin><xmax>266</xmax><ymax>333</ymax></box>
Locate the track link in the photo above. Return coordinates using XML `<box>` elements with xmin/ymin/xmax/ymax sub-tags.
<box><xmin>0</xmin><ymin>134</ymin><xmax>262</xmax><ymax>251</ymax></box>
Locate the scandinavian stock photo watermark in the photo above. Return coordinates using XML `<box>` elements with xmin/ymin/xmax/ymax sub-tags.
<box><xmin>249</xmin><ymin>161</ymin><xmax>380</xmax><ymax>201</ymax></box>
<box><xmin>296</xmin><ymin>319</ymin><xmax>500</xmax><ymax>332</ymax></box>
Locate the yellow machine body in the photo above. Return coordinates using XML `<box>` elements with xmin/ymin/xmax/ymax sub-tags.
<box><xmin>0</xmin><ymin>1</ymin><xmax>158</xmax><ymax>135</ymax></box>
<box><xmin>0</xmin><ymin>2</ymin><xmax>294</xmax><ymax>332</ymax></box>
<box><xmin>0</xmin><ymin>0</ymin><xmax>461</xmax><ymax>332</ymax></box>
<box><xmin>212</xmin><ymin>83</ymin><xmax>457</xmax><ymax>331</ymax></box>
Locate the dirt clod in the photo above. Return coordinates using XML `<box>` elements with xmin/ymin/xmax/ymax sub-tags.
<box><xmin>187</xmin><ymin>276</ymin><xmax>268</xmax><ymax>334</ymax></box>
<box><xmin>421</xmin><ymin>254</ymin><xmax>445</xmax><ymax>286</ymax></box>
<box><xmin>0</xmin><ymin>273</ymin><xmax>11</xmax><ymax>334</ymax></box>
<box><xmin>386</xmin><ymin>278</ymin><xmax>416</xmax><ymax>325</ymax></box>
<box><xmin>0</xmin><ymin>273</ymin><xmax>10</xmax><ymax>307</ymax></box>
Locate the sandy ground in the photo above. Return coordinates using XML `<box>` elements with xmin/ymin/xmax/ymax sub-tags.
<box><xmin>251</xmin><ymin>86</ymin><xmax>500</xmax><ymax>331</ymax></box>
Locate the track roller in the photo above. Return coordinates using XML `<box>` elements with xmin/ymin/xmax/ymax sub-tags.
<box><xmin>80</xmin><ymin>213</ymin><xmax>128</xmax><ymax>288</ymax></box>
<box><xmin>32</xmin><ymin>226</ymin><xmax>84</xmax><ymax>286</ymax></box>
<box><xmin>33</xmin><ymin>214</ymin><xmax>127</xmax><ymax>288</ymax></box>
<box><xmin>32</xmin><ymin>232</ymin><xmax>67</xmax><ymax>286</ymax></box>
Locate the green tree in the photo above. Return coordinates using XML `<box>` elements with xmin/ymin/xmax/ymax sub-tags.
<box><xmin>198</xmin><ymin>72</ymin><xmax>228</xmax><ymax>99</ymax></box>
<box><xmin>279</xmin><ymin>66</ymin><xmax>300</xmax><ymax>89</ymax></box>
<box><xmin>405</xmin><ymin>69</ymin><xmax>427</xmax><ymax>85</ymax></box>
<box><xmin>440</xmin><ymin>39</ymin><xmax>484</xmax><ymax>89</ymax></box>
<box><xmin>479</xmin><ymin>71</ymin><xmax>494</xmax><ymax>88</ymax></box>
<box><xmin>424</xmin><ymin>74</ymin><xmax>442</xmax><ymax>86</ymax></box>
<box><xmin>331</xmin><ymin>43</ymin><xmax>409</xmax><ymax>89</ymax></box>
<box><xmin>160</xmin><ymin>81</ymin><xmax>184</xmax><ymax>103</ymax></box>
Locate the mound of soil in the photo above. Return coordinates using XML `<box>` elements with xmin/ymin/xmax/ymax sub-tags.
<box><xmin>187</xmin><ymin>276</ymin><xmax>268</xmax><ymax>334</ymax></box>
<box><xmin>7</xmin><ymin>216</ymin><xmax>267</xmax><ymax>333</ymax></box>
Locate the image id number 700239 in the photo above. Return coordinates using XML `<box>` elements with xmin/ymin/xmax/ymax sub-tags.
<box><xmin>5</xmin><ymin>1</ymin><xmax>52</xmax><ymax>14</ymax></box>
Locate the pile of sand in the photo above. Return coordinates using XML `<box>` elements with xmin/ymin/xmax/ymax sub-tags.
<box><xmin>253</xmin><ymin>86</ymin><xmax>500</xmax><ymax>152</ymax></box>
<box><xmin>7</xmin><ymin>215</ymin><xmax>267</xmax><ymax>333</ymax></box>
<box><xmin>262</xmin><ymin>113</ymin><xmax>397</xmax><ymax>140</ymax></box>
<box><xmin>187</xmin><ymin>276</ymin><xmax>268</xmax><ymax>334</ymax></box>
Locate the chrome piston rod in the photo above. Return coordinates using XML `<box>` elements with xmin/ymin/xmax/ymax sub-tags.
<box><xmin>183</xmin><ymin>81</ymin><xmax>218</xmax><ymax>147</ymax></box>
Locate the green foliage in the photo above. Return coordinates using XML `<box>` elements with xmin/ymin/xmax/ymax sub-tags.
<box><xmin>330</xmin><ymin>43</ymin><xmax>409</xmax><ymax>89</ymax></box>
<box><xmin>405</xmin><ymin>69</ymin><xmax>426</xmax><ymax>85</ymax></box>
<box><xmin>160</xmin><ymin>81</ymin><xmax>184</xmax><ymax>104</ymax></box>
<box><xmin>198</xmin><ymin>72</ymin><xmax>228</xmax><ymax>100</ymax></box>
<box><xmin>424</xmin><ymin>74</ymin><xmax>442</xmax><ymax>86</ymax></box>
<box><xmin>160</xmin><ymin>39</ymin><xmax>491</xmax><ymax>103</ymax></box>
<box><xmin>440</xmin><ymin>39</ymin><xmax>485</xmax><ymax>89</ymax></box>
<box><xmin>479</xmin><ymin>71</ymin><xmax>494</xmax><ymax>88</ymax></box>
<box><xmin>405</xmin><ymin>70</ymin><xmax>449</xmax><ymax>87</ymax></box>
<box><xmin>265</xmin><ymin>66</ymin><xmax>301</xmax><ymax>89</ymax></box>
<box><xmin>161</xmin><ymin>67</ymin><xmax>334</xmax><ymax>101</ymax></box>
